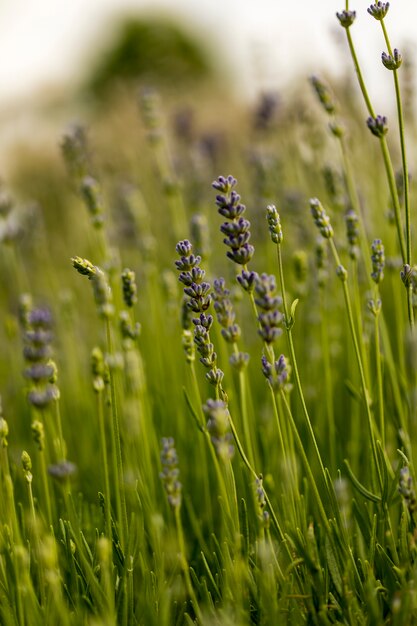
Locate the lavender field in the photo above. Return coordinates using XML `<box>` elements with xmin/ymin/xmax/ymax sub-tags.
<box><xmin>0</xmin><ymin>3</ymin><xmax>416</xmax><ymax>624</ymax></box>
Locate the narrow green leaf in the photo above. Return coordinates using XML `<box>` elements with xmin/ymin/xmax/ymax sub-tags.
<box><xmin>344</xmin><ymin>460</ymin><xmax>381</xmax><ymax>503</ymax></box>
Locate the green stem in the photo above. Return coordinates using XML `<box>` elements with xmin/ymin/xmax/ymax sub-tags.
<box><xmin>227</xmin><ymin>411</ymin><xmax>286</xmax><ymax>545</ymax></box>
<box><xmin>345</xmin><ymin>28</ymin><xmax>375</xmax><ymax>117</ymax></box>
<box><xmin>279</xmin><ymin>391</ymin><xmax>330</xmax><ymax>534</ymax></box>
<box><xmin>187</xmin><ymin>361</ymin><xmax>214</xmax><ymax>523</ymax></box>
<box><xmin>344</xmin><ymin>25</ymin><xmax>407</xmax><ymax>266</ymax></box>
<box><xmin>97</xmin><ymin>391</ymin><xmax>112</xmax><ymax>541</ymax></box>
<box><xmin>39</xmin><ymin>450</ymin><xmax>53</xmax><ymax>529</ymax></box>
<box><xmin>328</xmin><ymin>239</ymin><xmax>383</xmax><ymax>491</ymax></box>
<box><xmin>232</xmin><ymin>342</ymin><xmax>255</xmax><ymax>466</ymax></box>
<box><xmin>105</xmin><ymin>318</ymin><xmax>128</xmax><ymax>551</ymax></box>
<box><xmin>337</xmin><ymin>134</ymin><xmax>361</xmax><ymax>216</ymax></box>
<box><xmin>26</xmin><ymin>479</ymin><xmax>46</xmax><ymax>606</ymax></box>
<box><xmin>379</xmin><ymin>136</ymin><xmax>407</xmax><ymax>264</ymax></box>
<box><xmin>373</xmin><ymin>302</ymin><xmax>385</xmax><ymax>449</ymax></box>
<box><xmin>175</xmin><ymin>506</ymin><xmax>203</xmax><ymax>623</ymax></box>
<box><xmin>351</xmin><ymin>261</ymin><xmax>371</xmax><ymax>389</ymax></box>
<box><xmin>1</xmin><ymin>449</ymin><xmax>20</xmax><ymax>542</ymax></box>
<box><xmin>318</xmin><ymin>287</ymin><xmax>336</xmax><ymax>472</ymax></box>
<box><xmin>276</xmin><ymin>243</ymin><xmax>330</xmax><ymax>495</ymax></box>
<box><xmin>380</xmin><ymin>19</ymin><xmax>413</xmax><ymax>326</ymax></box>
<box><xmin>53</xmin><ymin>400</ymin><xmax>66</xmax><ymax>461</ymax></box>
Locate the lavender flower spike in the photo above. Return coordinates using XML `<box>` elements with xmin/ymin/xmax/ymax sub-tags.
<box><xmin>310</xmin><ymin>198</ymin><xmax>334</xmax><ymax>239</ymax></box>
<box><xmin>367</xmin><ymin>2</ymin><xmax>389</xmax><ymax>20</ymax></box>
<box><xmin>203</xmin><ymin>399</ymin><xmax>234</xmax><ymax>461</ymax></box>
<box><xmin>160</xmin><ymin>437</ymin><xmax>182</xmax><ymax>509</ymax></box>
<box><xmin>336</xmin><ymin>10</ymin><xmax>356</xmax><ymax>28</ymax></box>
<box><xmin>212</xmin><ymin>175</ymin><xmax>255</xmax><ymax>265</ymax></box>
<box><xmin>367</xmin><ymin>115</ymin><xmax>388</xmax><ymax>138</ymax></box>
<box><xmin>254</xmin><ymin>273</ymin><xmax>283</xmax><ymax>344</ymax></box>
<box><xmin>371</xmin><ymin>239</ymin><xmax>385</xmax><ymax>284</ymax></box>
<box><xmin>381</xmin><ymin>49</ymin><xmax>402</xmax><ymax>71</ymax></box>
<box><xmin>266</xmin><ymin>205</ymin><xmax>283</xmax><ymax>244</ymax></box>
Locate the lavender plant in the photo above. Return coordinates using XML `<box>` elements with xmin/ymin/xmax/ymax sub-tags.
<box><xmin>0</xmin><ymin>4</ymin><xmax>417</xmax><ymax>625</ymax></box>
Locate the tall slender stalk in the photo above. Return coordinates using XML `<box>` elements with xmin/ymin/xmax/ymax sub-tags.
<box><xmin>276</xmin><ymin>241</ymin><xmax>330</xmax><ymax>497</ymax></box>
<box><xmin>328</xmin><ymin>238</ymin><xmax>383</xmax><ymax>491</ymax></box>
<box><xmin>106</xmin><ymin>318</ymin><xmax>128</xmax><ymax>552</ymax></box>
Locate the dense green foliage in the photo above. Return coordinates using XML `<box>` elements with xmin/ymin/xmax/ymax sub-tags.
<box><xmin>1</xmin><ymin>4</ymin><xmax>417</xmax><ymax>624</ymax></box>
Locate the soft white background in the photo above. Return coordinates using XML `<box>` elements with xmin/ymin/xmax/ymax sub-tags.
<box><xmin>0</xmin><ymin>0</ymin><xmax>416</xmax><ymax>106</ymax></box>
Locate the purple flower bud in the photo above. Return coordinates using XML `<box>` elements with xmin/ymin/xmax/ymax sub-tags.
<box><xmin>212</xmin><ymin>175</ymin><xmax>237</xmax><ymax>193</ymax></box>
<box><xmin>160</xmin><ymin>437</ymin><xmax>182</xmax><ymax>509</ymax></box>
<box><xmin>371</xmin><ymin>239</ymin><xmax>385</xmax><ymax>284</ymax></box>
<box><xmin>367</xmin><ymin>2</ymin><xmax>389</xmax><ymax>20</ymax></box>
<box><xmin>175</xmin><ymin>240</ymin><xmax>192</xmax><ymax>256</ymax></box>
<box><xmin>310</xmin><ymin>198</ymin><xmax>334</xmax><ymax>239</ymax></box>
<box><xmin>367</xmin><ymin>115</ymin><xmax>388</xmax><ymax>138</ymax></box>
<box><xmin>381</xmin><ymin>48</ymin><xmax>402</xmax><ymax>71</ymax></box>
<box><xmin>237</xmin><ymin>270</ymin><xmax>258</xmax><ymax>293</ymax></box>
<box><xmin>336</xmin><ymin>9</ymin><xmax>356</xmax><ymax>27</ymax></box>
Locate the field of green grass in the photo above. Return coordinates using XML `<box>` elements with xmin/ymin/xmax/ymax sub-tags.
<box><xmin>1</xmin><ymin>4</ymin><xmax>417</xmax><ymax>624</ymax></box>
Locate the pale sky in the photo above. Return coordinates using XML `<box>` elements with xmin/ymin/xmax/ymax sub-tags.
<box><xmin>0</xmin><ymin>1</ymin><xmax>416</xmax><ymax>107</ymax></box>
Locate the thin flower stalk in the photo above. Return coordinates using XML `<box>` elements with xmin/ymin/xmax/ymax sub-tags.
<box><xmin>369</xmin><ymin>239</ymin><xmax>386</xmax><ymax>447</ymax></box>
<box><xmin>328</xmin><ymin>236</ymin><xmax>383</xmax><ymax>491</ymax></box>
<box><xmin>92</xmin><ymin>347</ymin><xmax>112</xmax><ymax>541</ymax></box>
<box><xmin>139</xmin><ymin>89</ymin><xmax>188</xmax><ymax>240</ymax></box>
<box><xmin>21</xmin><ymin>451</ymin><xmax>47</xmax><ymax>605</ymax></box>
<box><xmin>377</xmin><ymin>14</ymin><xmax>413</xmax><ymax>325</ymax></box>
<box><xmin>318</xmin><ymin>287</ymin><xmax>336</xmax><ymax>472</ymax></box>
<box><xmin>72</xmin><ymin>257</ymin><xmax>128</xmax><ymax>549</ymax></box>
<box><xmin>0</xmin><ymin>412</ymin><xmax>20</xmax><ymax>541</ymax></box>
<box><xmin>268</xmin><ymin>206</ymin><xmax>332</xmax><ymax>507</ymax></box>
<box><xmin>105</xmin><ymin>316</ymin><xmax>128</xmax><ymax>552</ymax></box>
<box><xmin>212</xmin><ymin>277</ymin><xmax>255</xmax><ymax>465</ymax></box>
<box><xmin>337</xmin><ymin>9</ymin><xmax>407</xmax><ymax>265</ymax></box>
<box><xmin>278</xmin><ymin>391</ymin><xmax>330</xmax><ymax>535</ymax></box>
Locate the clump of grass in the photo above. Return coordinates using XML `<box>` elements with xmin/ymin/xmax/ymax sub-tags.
<box><xmin>0</xmin><ymin>3</ymin><xmax>417</xmax><ymax>624</ymax></box>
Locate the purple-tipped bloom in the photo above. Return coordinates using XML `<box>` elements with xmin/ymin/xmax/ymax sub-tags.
<box><xmin>212</xmin><ymin>176</ymin><xmax>255</xmax><ymax>265</ymax></box>
<box><xmin>203</xmin><ymin>399</ymin><xmax>234</xmax><ymax>461</ymax></box>
<box><xmin>215</xmin><ymin>191</ymin><xmax>246</xmax><ymax>220</ymax></box>
<box><xmin>237</xmin><ymin>269</ymin><xmax>258</xmax><ymax>293</ymax></box>
<box><xmin>178</xmin><ymin>266</ymin><xmax>205</xmax><ymax>287</ymax></box>
<box><xmin>261</xmin><ymin>354</ymin><xmax>292</xmax><ymax>392</ymax></box>
<box><xmin>255</xmin><ymin>274</ymin><xmax>283</xmax><ymax>344</ymax></box>
<box><xmin>371</xmin><ymin>239</ymin><xmax>385</xmax><ymax>284</ymax></box>
<box><xmin>345</xmin><ymin>210</ymin><xmax>360</xmax><ymax>260</ymax></box>
<box><xmin>192</xmin><ymin>313</ymin><xmax>213</xmax><ymax>330</ymax></box>
<box><xmin>28</xmin><ymin>308</ymin><xmax>53</xmax><ymax>329</ymax></box>
<box><xmin>336</xmin><ymin>9</ymin><xmax>356</xmax><ymax>27</ymax></box>
<box><xmin>24</xmin><ymin>363</ymin><xmax>55</xmax><ymax>383</ymax></box>
<box><xmin>28</xmin><ymin>385</ymin><xmax>59</xmax><ymax>409</ymax></box>
<box><xmin>175</xmin><ymin>239</ymin><xmax>193</xmax><ymax>256</ymax></box>
<box><xmin>48</xmin><ymin>460</ymin><xmax>77</xmax><ymax>481</ymax></box>
<box><xmin>160</xmin><ymin>437</ymin><xmax>182</xmax><ymax>509</ymax></box>
<box><xmin>381</xmin><ymin>49</ymin><xmax>402</xmax><ymax>71</ymax></box>
<box><xmin>367</xmin><ymin>2</ymin><xmax>389</xmax><ymax>20</ymax></box>
<box><xmin>212</xmin><ymin>278</ymin><xmax>241</xmax><ymax>344</ymax></box>
<box><xmin>212</xmin><ymin>175</ymin><xmax>237</xmax><ymax>194</ymax></box>
<box><xmin>22</xmin><ymin>306</ymin><xmax>56</xmax><ymax>399</ymax></box>
<box><xmin>310</xmin><ymin>198</ymin><xmax>334</xmax><ymax>239</ymax></box>
<box><xmin>175</xmin><ymin>240</ymin><xmax>211</xmax><ymax>314</ymax></box>
<box><xmin>229</xmin><ymin>351</ymin><xmax>250</xmax><ymax>371</ymax></box>
<box><xmin>367</xmin><ymin>115</ymin><xmax>388</xmax><ymax>138</ymax></box>
<box><xmin>175</xmin><ymin>254</ymin><xmax>201</xmax><ymax>272</ymax></box>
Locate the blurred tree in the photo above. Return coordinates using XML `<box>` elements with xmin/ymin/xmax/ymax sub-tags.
<box><xmin>86</xmin><ymin>17</ymin><xmax>215</xmax><ymax>96</ymax></box>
